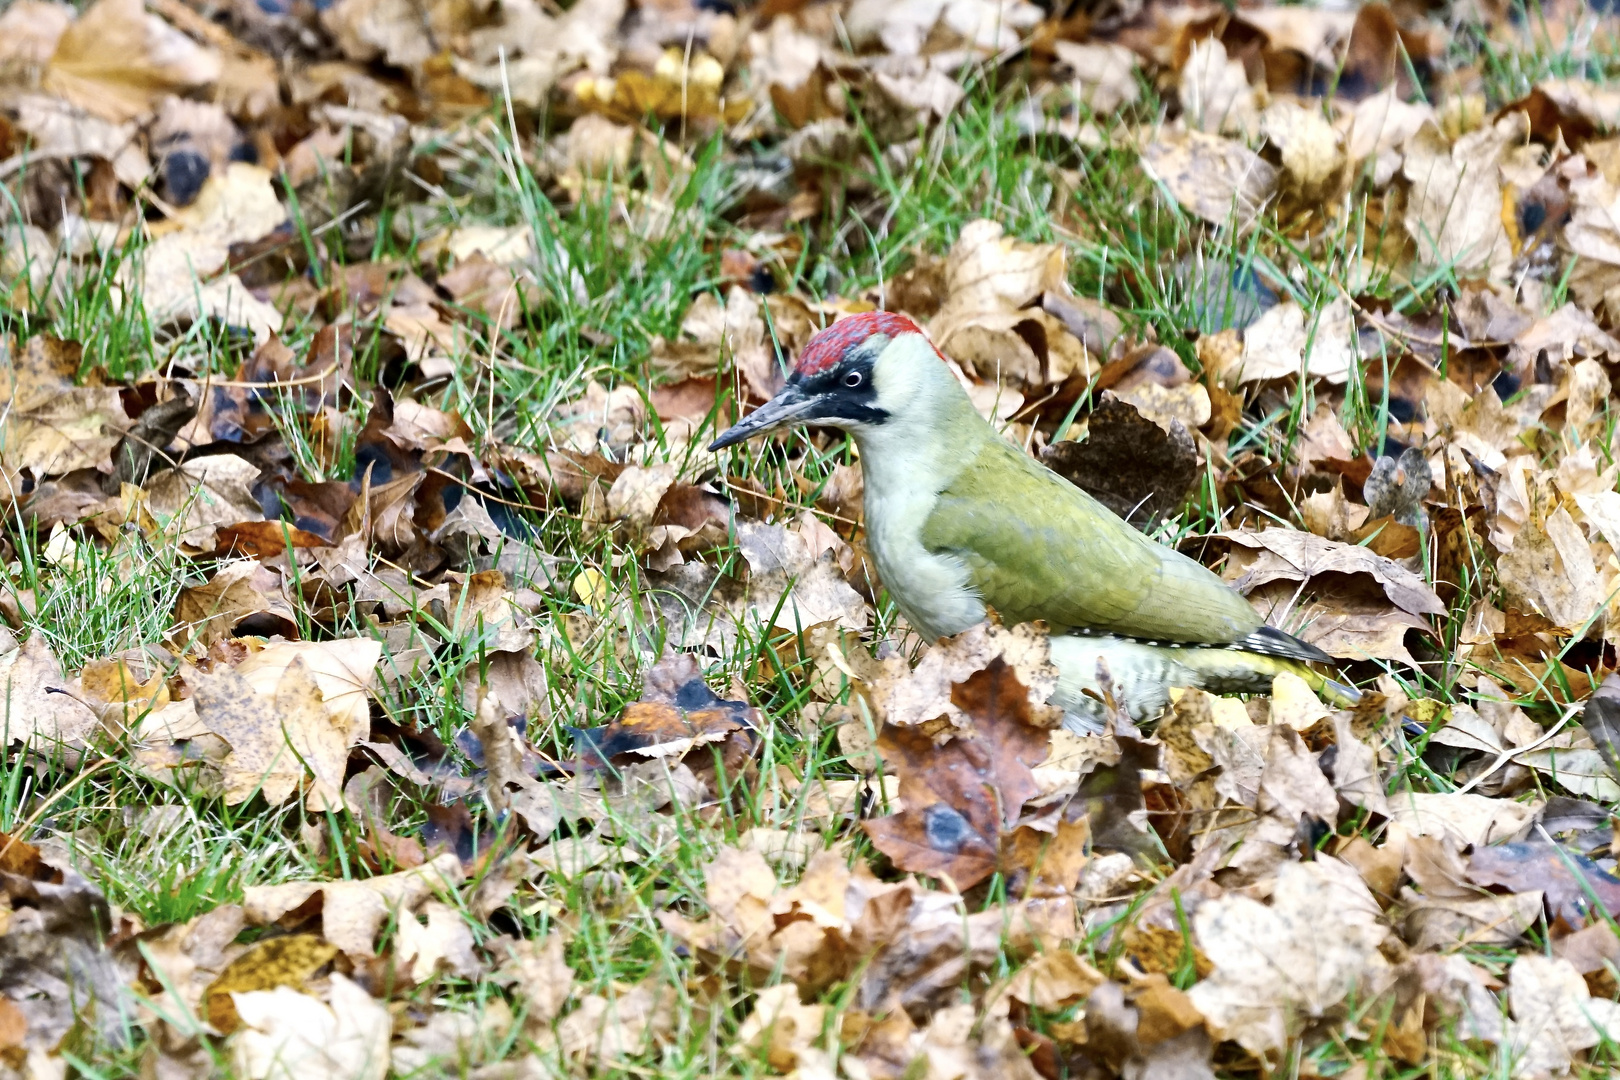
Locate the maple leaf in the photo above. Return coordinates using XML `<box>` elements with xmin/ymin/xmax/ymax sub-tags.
<box><xmin>863</xmin><ymin>657</ymin><xmax>1053</xmax><ymax>889</ymax></box>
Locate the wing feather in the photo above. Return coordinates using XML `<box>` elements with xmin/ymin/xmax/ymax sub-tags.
<box><xmin>919</xmin><ymin>439</ymin><xmax>1263</xmax><ymax>645</ymax></box>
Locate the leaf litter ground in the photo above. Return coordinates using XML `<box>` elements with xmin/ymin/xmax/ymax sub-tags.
<box><xmin>8</xmin><ymin>0</ymin><xmax>1620</xmax><ymax>1077</ymax></box>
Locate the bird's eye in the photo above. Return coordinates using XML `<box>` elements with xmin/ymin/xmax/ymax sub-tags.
<box><xmin>843</xmin><ymin>370</ymin><xmax>864</xmax><ymax>388</ymax></box>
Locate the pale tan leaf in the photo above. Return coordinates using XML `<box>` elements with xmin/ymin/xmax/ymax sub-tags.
<box><xmin>1179</xmin><ymin>37</ymin><xmax>1258</xmax><ymax>137</ymax></box>
<box><xmin>43</xmin><ymin>0</ymin><xmax>221</xmax><ymax>123</ymax></box>
<box><xmin>1401</xmin><ymin>114</ymin><xmax>1527</xmax><ymax>282</ymax></box>
<box><xmin>229</xmin><ymin>974</ymin><xmax>389</xmax><ymax>1080</ymax></box>
<box><xmin>0</xmin><ymin>638</ymin><xmax>94</xmax><ymax>749</ymax></box>
<box><xmin>1188</xmin><ymin>858</ymin><xmax>1389</xmax><ymax>1055</ymax></box>
<box><xmin>1140</xmin><ymin>129</ymin><xmax>1277</xmax><ymax>227</ymax></box>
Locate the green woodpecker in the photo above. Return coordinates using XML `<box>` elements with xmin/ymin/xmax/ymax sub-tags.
<box><xmin>710</xmin><ymin>311</ymin><xmax>1351</xmax><ymax>730</ymax></box>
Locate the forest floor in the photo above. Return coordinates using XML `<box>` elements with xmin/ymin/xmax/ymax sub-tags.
<box><xmin>4</xmin><ymin>0</ymin><xmax>1620</xmax><ymax>1076</ymax></box>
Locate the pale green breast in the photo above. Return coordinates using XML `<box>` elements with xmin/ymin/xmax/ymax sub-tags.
<box><xmin>917</xmin><ymin>438</ymin><xmax>1261</xmax><ymax>645</ymax></box>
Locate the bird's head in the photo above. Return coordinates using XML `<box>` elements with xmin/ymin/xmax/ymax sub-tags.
<box><xmin>708</xmin><ymin>311</ymin><xmax>942</xmax><ymax>451</ymax></box>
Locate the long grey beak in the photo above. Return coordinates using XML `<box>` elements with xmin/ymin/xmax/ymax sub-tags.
<box><xmin>708</xmin><ymin>385</ymin><xmax>814</xmax><ymax>451</ymax></box>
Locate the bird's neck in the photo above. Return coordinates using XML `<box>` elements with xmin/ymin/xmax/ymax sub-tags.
<box><xmin>852</xmin><ymin>355</ymin><xmax>989</xmax><ymax>508</ymax></box>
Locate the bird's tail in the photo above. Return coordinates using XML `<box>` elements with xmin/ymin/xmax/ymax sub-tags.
<box><xmin>1170</xmin><ymin>646</ymin><xmax>1358</xmax><ymax>705</ymax></box>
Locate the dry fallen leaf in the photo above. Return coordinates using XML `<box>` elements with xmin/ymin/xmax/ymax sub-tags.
<box><xmin>1263</xmin><ymin>99</ymin><xmax>1344</xmax><ymax>193</ymax></box>
<box><xmin>242</xmin><ymin>853</ymin><xmax>463</xmax><ymax>959</ymax></box>
<box><xmin>731</xmin><ymin>983</ymin><xmax>828</xmax><ymax>1072</ymax></box>
<box><xmin>0</xmin><ymin>334</ymin><xmax>129</xmax><ymax>485</ymax></box>
<box><xmin>1236</xmin><ymin>298</ymin><xmax>1356</xmax><ymax>384</ymax></box>
<box><xmin>395</xmin><ymin>900</ymin><xmax>481</xmax><ymax>985</ymax></box>
<box><xmin>194</xmin><ymin>657</ymin><xmax>347</xmax><ymax>809</ymax></box>
<box><xmin>734</xmin><ymin>520</ymin><xmax>869</xmax><ymax>634</ymax></box>
<box><xmin>864</xmin><ymin>658</ymin><xmax>1055</xmax><ymax>889</ymax></box>
<box><xmin>191</xmin><ymin>639</ymin><xmax>381</xmax><ymax>810</ymax></box>
<box><xmin>1053</xmin><ymin>40</ymin><xmax>1139</xmax><ymax>114</ymax></box>
<box><xmin>1402</xmin><ymin>113</ymin><xmax>1529</xmax><ymax>283</ymax></box>
<box><xmin>43</xmin><ymin>0</ymin><xmax>221</xmax><ymax>123</ymax></box>
<box><xmin>555</xmin><ymin>980</ymin><xmax>676</xmax><ymax>1066</ymax></box>
<box><xmin>492</xmin><ymin>933</ymin><xmax>576</xmax><ymax>1028</ymax></box>
<box><xmin>1039</xmin><ymin>395</ymin><xmax>1199</xmax><ymax>527</ymax></box>
<box><xmin>1141</xmin><ymin>128</ymin><xmax>1278</xmax><ymax>228</ymax></box>
<box><xmin>1498</xmin><ymin>506</ymin><xmax>1607</xmax><ymax>634</ymax></box>
<box><xmin>0</xmin><ymin>637</ymin><xmax>95</xmax><ymax>749</ymax></box>
<box><xmin>126</xmin><ymin>163</ymin><xmax>288</xmax><ymax>343</ymax></box>
<box><xmin>1504</xmin><ymin>954</ymin><xmax>1620</xmax><ymax>1077</ymax></box>
<box><xmin>203</xmin><ymin>934</ymin><xmax>338</xmax><ymax>1034</ymax></box>
<box><xmin>1180</xmin><ymin>37</ymin><xmax>1258</xmax><ymax>137</ymax></box>
<box><xmin>574</xmin><ymin>653</ymin><xmax>758</xmax><ymax>766</ymax></box>
<box><xmin>1188</xmin><ymin>857</ymin><xmax>1390</xmax><ymax>1056</ymax></box>
<box><xmin>144</xmin><ymin>454</ymin><xmax>265</xmax><ymax>552</ymax></box>
<box><xmin>229</xmin><ymin>974</ymin><xmax>391</xmax><ymax>1080</ymax></box>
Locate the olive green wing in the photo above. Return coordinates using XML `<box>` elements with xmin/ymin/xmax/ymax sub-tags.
<box><xmin>919</xmin><ymin>439</ymin><xmax>1263</xmax><ymax>645</ymax></box>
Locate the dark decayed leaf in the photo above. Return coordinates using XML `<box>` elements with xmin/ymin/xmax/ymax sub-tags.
<box><xmin>1078</xmin><ymin>735</ymin><xmax>1160</xmax><ymax>856</ymax></box>
<box><xmin>1467</xmin><ymin>841</ymin><xmax>1620</xmax><ymax>927</ymax></box>
<box><xmin>1040</xmin><ymin>395</ymin><xmax>1199</xmax><ymax>528</ymax></box>
<box><xmin>106</xmin><ymin>389</ymin><xmax>196</xmax><ymax>493</ymax></box>
<box><xmin>1580</xmin><ymin>672</ymin><xmax>1620</xmax><ymax>776</ymax></box>
<box><xmin>0</xmin><ymin>848</ymin><xmax>133</xmax><ymax>1056</ymax></box>
<box><xmin>571</xmin><ymin>653</ymin><xmax>759</xmax><ymax>768</ymax></box>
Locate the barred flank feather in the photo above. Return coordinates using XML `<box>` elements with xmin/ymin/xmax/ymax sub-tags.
<box><xmin>1050</xmin><ymin>631</ymin><xmax>1356</xmax><ymax>734</ymax></box>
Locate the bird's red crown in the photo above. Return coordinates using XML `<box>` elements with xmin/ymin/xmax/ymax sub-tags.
<box><xmin>792</xmin><ymin>311</ymin><xmax>924</xmax><ymax>377</ymax></box>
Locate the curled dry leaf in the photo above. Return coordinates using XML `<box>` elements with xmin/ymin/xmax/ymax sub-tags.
<box><xmin>1224</xmin><ymin>528</ymin><xmax>1443</xmax><ymax>660</ymax></box>
<box><xmin>241</xmin><ymin>852</ymin><xmax>463</xmax><ymax>959</ymax></box>
<box><xmin>927</xmin><ymin>219</ymin><xmax>1091</xmax><ymax>392</ymax></box>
